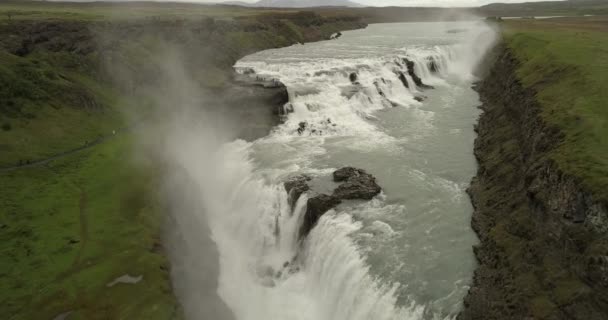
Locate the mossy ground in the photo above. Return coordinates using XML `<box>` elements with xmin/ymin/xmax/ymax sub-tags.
<box><xmin>503</xmin><ymin>16</ymin><xmax>608</xmax><ymax>202</ymax></box>
<box><xmin>0</xmin><ymin>134</ymin><xmax>180</xmax><ymax>320</ymax></box>
<box><xmin>0</xmin><ymin>2</ymin><xmax>367</xmax><ymax>319</ymax></box>
<box><xmin>0</xmin><ymin>49</ymin><xmax>134</xmax><ymax>167</ymax></box>
<box><xmin>461</xmin><ymin>16</ymin><xmax>608</xmax><ymax>320</ymax></box>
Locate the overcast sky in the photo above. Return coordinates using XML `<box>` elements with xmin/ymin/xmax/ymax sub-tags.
<box><xmin>357</xmin><ymin>0</ymin><xmax>560</xmax><ymax>6</ymax></box>
<box><xmin>183</xmin><ymin>0</ymin><xmax>563</xmax><ymax>7</ymax></box>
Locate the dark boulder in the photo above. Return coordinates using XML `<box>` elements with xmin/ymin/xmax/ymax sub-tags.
<box><xmin>284</xmin><ymin>175</ymin><xmax>311</xmax><ymax>210</ymax></box>
<box><xmin>397</xmin><ymin>72</ymin><xmax>409</xmax><ymax>89</ymax></box>
<box><xmin>427</xmin><ymin>57</ymin><xmax>439</xmax><ymax>73</ymax></box>
<box><xmin>349</xmin><ymin>72</ymin><xmax>358</xmax><ymax>83</ymax></box>
<box><xmin>333</xmin><ymin>167</ymin><xmax>366</xmax><ymax>182</ymax></box>
<box><xmin>299</xmin><ymin>194</ymin><xmax>342</xmax><ymax>239</ymax></box>
<box><xmin>403</xmin><ymin>58</ymin><xmax>434</xmax><ymax>90</ymax></box>
<box><xmin>414</xmin><ymin>95</ymin><xmax>426</xmax><ymax>102</ymax></box>
<box><xmin>295</xmin><ymin>167</ymin><xmax>382</xmax><ymax>240</ymax></box>
<box><xmin>373</xmin><ymin>81</ymin><xmax>386</xmax><ymax>97</ymax></box>
<box><xmin>297</xmin><ymin>121</ymin><xmax>307</xmax><ymax>135</ymax></box>
<box><xmin>332</xmin><ymin>167</ymin><xmax>381</xmax><ymax>200</ymax></box>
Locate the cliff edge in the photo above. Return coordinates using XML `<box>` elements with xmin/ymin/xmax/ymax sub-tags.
<box><xmin>460</xmin><ymin>43</ymin><xmax>608</xmax><ymax>320</ymax></box>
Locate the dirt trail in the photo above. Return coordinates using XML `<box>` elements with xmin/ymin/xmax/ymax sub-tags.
<box><xmin>0</xmin><ymin>137</ymin><xmax>111</xmax><ymax>172</ymax></box>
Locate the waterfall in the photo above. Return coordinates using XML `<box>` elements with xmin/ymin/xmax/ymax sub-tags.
<box><xmin>168</xmin><ymin>21</ymin><xmax>497</xmax><ymax>320</ymax></box>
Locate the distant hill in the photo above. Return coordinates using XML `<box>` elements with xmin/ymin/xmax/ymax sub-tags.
<box><xmin>222</xmin><ymin>1</ymin><xmax>255</xmax><ymax>6</ymax></box>
<box><xmin>480</xmin><ymin>0</ymin><xmax>607</xmax><ymax>16</ymax></box>
<box><xmin>222</xmin><ymin>0</ymin><xmax>363</xmax><ymax>8</ymax></box>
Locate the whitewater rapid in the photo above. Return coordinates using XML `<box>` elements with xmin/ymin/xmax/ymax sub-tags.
<box><xmin>168</xmin><ymin>21</ymin><xmax>497</xmax><ymax>320</ymax></box>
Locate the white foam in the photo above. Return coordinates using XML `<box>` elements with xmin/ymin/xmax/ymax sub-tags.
<box><xmin>174</xmin><ymin>20</ymin><xmax>498</xmax><ymax>320</ymax></box>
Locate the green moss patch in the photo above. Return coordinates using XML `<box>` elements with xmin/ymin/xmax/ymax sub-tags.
<box><xmin>505</xmin><ymin>21</ymin><xmax>608</xmax><ymax>202</ymax></box>
<box><xmin>0</xmin><ymin>135</ymin><xmax>180</xmax><ymax>319</ymax></box>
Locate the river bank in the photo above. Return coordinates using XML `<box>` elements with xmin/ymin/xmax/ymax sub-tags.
<box><xmin>460</xmin><ymin>16</ymin><xmax>608</xmax><ymax>320</ymax></box>
<box><xmin>0</xmin><ymin>5</ymin><xmax>367</xmax><ymax>318</ymax></box>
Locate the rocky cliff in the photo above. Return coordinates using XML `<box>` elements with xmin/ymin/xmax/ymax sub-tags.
<box><xmin>459</xmin><ymin>45</ymin><xmax>608</xmax><ymax>320</ymax></box>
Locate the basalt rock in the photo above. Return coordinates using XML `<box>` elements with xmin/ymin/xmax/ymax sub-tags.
<box><xmin>427</xmin><ymin>57</ymin><xmax>439</xmax><ymax>73</ymax></box>
<box><xmin>349</xmin><ymin>72</ymin><xmax>358</xmax><ymax>83</ymax></box>
<box><xmin>297</xmin><ymin>121</ymin><xmax>307</xmax><ymax>135</ymax></box>
<box><xmin>403</xmin><ymin>58</ymin><xmax>434</xmax><ymax>90</ymax></box>
<box><xmin>373</xmin><ymin>81</ymin><xmax>386</xmax><ymax>97</ymax></box>
<box><xmin>397</xmin><ymin>72</ymin><xmax>409</xmax><ymax>88</ymax></box>
<box><xmin>332</xmin><ymin>167</ymin><xmax>382</xmax><ymax>200</ymax></box>
<box><xmin>284</xmin><ymin>175</ymin><xmax>311</xmax><ymax>210</ymax></box>
<box><xmin>299</xmin><ymin>194</ymin><xmax>342</xmax><ymax>239</ymax></box>
<box><xmin>414</xmin><ymin>95</ymin><xmax>426</xmax><ymax>102</ymax></box>
<box><xmin>292</xmin><ymin>167</ymin><xmax>382</xmax><ymax>239</ymax></box>
<box><xmin>333</xmin><ymin>167</ymin><xmax>365</xmax><ymax>182</ymax></box>
<box><xmin>459</xmin><ymin>45</ymin><xmax>608</xmax><ymax>320</ymax></box>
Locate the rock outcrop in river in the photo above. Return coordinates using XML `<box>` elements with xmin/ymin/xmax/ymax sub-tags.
<box><xmin>394</xmin><ymin>58</ymin><xmax>434</xmax><ymax>91</ymax></box>
<box><xmin>285</xmin><ymin>167</ymin><xmax>382</xmax><ymax>239</ymax></box>
<box><xmin>332</xmin><ymin>167</ymin><xmax>382</xmax><ymax>200</ymax></box>
<box><xmin>284</xmin><ymin>175</ymin><xmax>311</xmax><ymax>210</ymax></box>
<box><xmin>403</xmin><ymin>58</ymin><xmax>434</xmax><ymax>89</ymax></box>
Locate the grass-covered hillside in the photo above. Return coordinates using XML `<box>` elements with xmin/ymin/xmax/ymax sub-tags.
<box><xmin>1</xmin><ymin>136</ymin><xmax>180</xmax><ymax>320</ymax></box>
<box><xmin>504</xmin><ymin>16</ymin><xmax>608</xmax><ymax>202</ymax></box>
<box><xmin>0</xmin><ymin>1</ymin><xmax>366</xmax><ymax>319</ymax></box>
<box><xmin>460</xmin><ymin>15</ymin><xmax>608</xmax><ymax>320</ymax></box>
<box><xmin>0</xmin><ymin>3</ymin><xmax>364</xmax><ymax>167</ymax></box>
<box><xmin>481</xmin><ymin>0</ymin><xmax>608</xmax><ymax>17</ymax></box>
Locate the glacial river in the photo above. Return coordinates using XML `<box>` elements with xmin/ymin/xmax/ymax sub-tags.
<box><xmin>172</xmin><ymin>21</ymin><xmax>496</xmax><ymax>320</ymax></box>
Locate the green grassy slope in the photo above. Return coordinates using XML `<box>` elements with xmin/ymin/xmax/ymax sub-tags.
<box><xmin>0</xmin><ymin>2</ymin><xmax>366</xmax><ymax>319</ymax></box>
<box><xmin>0</xmin><ymin>0</ymin><xmax>286</xmax><ymax>21</ymax></box>
<box><xmin>1</xmin><ymin>135</ymin><xmax>178</xmax><ymax>320</ymax></box>
<box><xmin>504</xmin><ymin>16</ymin><xmax>608</xmax><ymax>201</ymax></box>
<box><xmin>460</xmin><ymin>16</ymin><xmax>608</xmax><ymax>320</ymax></box>
<box><xmin>480</xmin><ymin>0</ymin><xmax>608</xmax><ymax>17</ymax></box>
<box><xmin>0</xmin><ymin>49</ymin><xmax>130</xmax><ymax>168</ymax></box>
<box><xmin>0</xmin><ymin>6</ymin><xmax>365</xmax><ymax>168</ymax></box>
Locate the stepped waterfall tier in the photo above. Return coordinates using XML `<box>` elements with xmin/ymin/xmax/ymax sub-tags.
<box><xmin>166</xmin><ymin>21</ymin><xmax>497</xmax><ymax>320</ymax></box>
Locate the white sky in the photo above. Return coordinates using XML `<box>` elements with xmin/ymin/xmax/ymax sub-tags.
<box><xmin>357</xmin><ymin>0</ymin><xmax>561</xmax><ymax>6</ymax></box>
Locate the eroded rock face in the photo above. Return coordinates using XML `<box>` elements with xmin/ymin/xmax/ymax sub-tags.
<box><xmin>403</xmin><ymin>58</ymin><xmax>434</xmax><ymax>90</ymax></box>
<box><xmin>299</xmin><ymin>194</ymin><xmax>342</xmax><ymax>239</ymax></box>
<box><xmin>288</xmin><ymin>167</ymin><xmax>382</xmax><ymax>240</ymax></box>
<box><xmin>297</xmin><ymin>121</ymin><xmax>308</xmax><ymax>135</ymax></box>
<box><xmin>284</xmin><ymin>175</ymin><xmax>311</xmax><ymax>210</ymax></box>
<box><xmin>427</xmin><ymin>57</ymin><xmax>439</xmax><ymax>73</ymax></box>
<box><xmin>333</xmin><ymin>167</ymin><xmax>366</xmax><ymax>182</ymax></box>
<box><xmin>332</xmin><ymin>167</ymin><xmax>382</xmax><ymax>200</ymax></box>
<box><xmin>397</xmin><ymin>72</ymin><xmax>409</xmax><ymax>88</ymax></box>
<box><xmin>459</xmin><ymin>46</ymin><xmax>608</xmax><ymax>320</ymax></box>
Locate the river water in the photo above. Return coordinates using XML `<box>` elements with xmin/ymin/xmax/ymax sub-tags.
<box><xmin>172</xmin><ymin>21</ymin><xmax>497</xmax><ymax>320</ymax></box>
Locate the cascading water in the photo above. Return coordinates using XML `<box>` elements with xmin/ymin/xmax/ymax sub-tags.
<box><xmin>168</xmin><ymin>21</ymin><xmax>497</xmax><ymax>320</ymax></box>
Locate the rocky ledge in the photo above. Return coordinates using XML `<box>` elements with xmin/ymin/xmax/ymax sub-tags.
<box><xmin>283</xmin><ymin>167</ymin><xmax>382</xmax><ymax>240</ymax></box>
<box><xmin>459</xmin><ymin>45</ymin><xmax>608</xmax><ymax>320</ymax></box>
